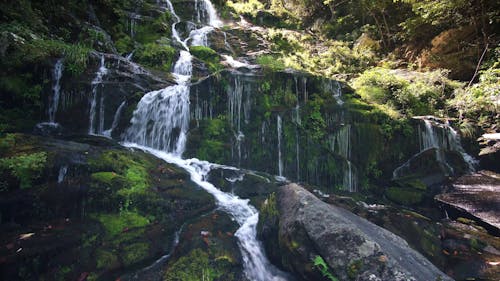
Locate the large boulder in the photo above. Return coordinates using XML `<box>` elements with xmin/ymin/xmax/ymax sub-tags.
<box><xmin>259</xmin><ymin>183</ymin><xmax>453</xmax><ymax>281</ymax></box>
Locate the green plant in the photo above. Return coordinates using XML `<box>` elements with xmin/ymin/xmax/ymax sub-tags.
<box><xmin>313</xmin><ymin>255</ymin><xmax>338</xmax><ymax>281</ymax></box>
<box><xmin>0</xmin><ymin>151</ymin><xmax>47</xmax><ymax>189</ymax></box>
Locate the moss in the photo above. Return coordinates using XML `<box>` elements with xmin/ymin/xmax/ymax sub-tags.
<box><xmin>347</xmin><ymin>260</ymin><xmax>363</xmax><ymax>280</ymax></box>
<box><xmin>94</xmin><ymin>211</ymin><xmax>149</xmax><ymax>238</ymax></box>
<box><xmin>190</xmin><ymin>46</ymin><xmax>224</xmax><ymax>73</ymax></box>
<box><xmin>91</xmin><ymin>172</ymin><xmax>120</xmax><ymax>185</ymax></box>
<box><xmin>256</xmin><ymin>55</ymin><xmax>286</xmax><ymax>71</ymax></box>
<box><xmin>260</xmin><ymin>193</ymin><xmax>279</xmax><ymax>220</ymax></box>
<box><xmin>0</xmin><ymin>151</ymin><xmax>47</xmax><ymax>189</ymax></box>
<box><xmin>135</xmin><ymin>43</ymin><xmax>176</xmax><ymax>72</ymax></box>
<box><xmin>385</xmin><ymin>187</ymin><xmax>423</xmax><ymax>205</ymax></box>
<box><xmin>122</xmin><ymin>242</ymin><xmax>150</xmax><ymax>266</ymax></box>
<box><xmin>164</xmin><ymin>248</ymin><xmax>223</xmax><ymax>281</ymax></box>
<box><xmin>96</xmin><ymin>249</ymin><xmax>119</xmax><ymax>270</ymax></box>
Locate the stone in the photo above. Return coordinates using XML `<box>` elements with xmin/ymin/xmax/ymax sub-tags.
<box><xmin>261</xmin><ymin>183</ymin><xmax>453</xmax><ymax>281</ymax></box>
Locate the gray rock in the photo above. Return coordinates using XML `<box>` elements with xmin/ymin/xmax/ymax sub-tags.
<box><xmin>272</xmin><ymin>183</ymin><xmax>453</xmax><ymax>281</ymax></box>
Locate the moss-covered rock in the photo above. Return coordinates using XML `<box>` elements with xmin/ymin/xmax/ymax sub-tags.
<box><xmin>0</xmin><ymin>134</ymin><xmax>215</xmax><ymax>281</ymax></box>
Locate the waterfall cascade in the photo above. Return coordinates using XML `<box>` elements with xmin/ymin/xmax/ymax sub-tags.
<box><xmin>48</xmin><ymin>59</ymin><xmax>64</xmax><ymax>123</ymax></box>
<box><xmin>393</xmin><ymin>117</ymin><xmax>478</xmax><ymax>179</ymax></box>
<box><xmin>123</xmin><ymin>1</ymin><xmax>290</xmax><ymax>280</ymax></box>
<box><xmin>277</xmin><ymin>115</ymin><xmax>283</xmax><ymax>177</ymax></box>
<box><xmin>89</xmin><ymin>55</ymin><xmax>108</xmax><ymax>135</ymax></box>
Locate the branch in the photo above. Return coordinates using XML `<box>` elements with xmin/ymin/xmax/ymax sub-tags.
<box><xmin>467</xmin><ymin>43</ymin><xmax>489</xmax><ymax>87</ymax></box>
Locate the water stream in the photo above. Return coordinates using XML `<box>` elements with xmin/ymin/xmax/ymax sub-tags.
<box><xmin>89</xmin><ymin>54</ymin><xmax>108</xmax><ymax>135</ymax></box>
<box><xmin>48</xmin><ymin>59</ymin><xmax>64</xmax><ymax>123</ymax></box>
<box><xmin>123</xmin><ymin>1</ymin><xmax>290</xmax><ymax>280</ymax></box>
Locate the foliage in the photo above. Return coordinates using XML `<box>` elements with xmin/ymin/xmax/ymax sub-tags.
<box><xmin>0</xmin><ymin>151</ymin><xmax>47</xmax><ymax>189</ymax></box>
<box><xmin>352</xmin><ymin>67</ymin><xmax>461</xmax><ymax>117</ymax></box>
<box><xmin>313</xmin><ymin>255</ymin><xmax>338</xmax><ymax>281</ymax></box>
<box><xmin>135</xmin><ymin>43</ymin><xmax>176</xmax><ymax>71</ymax></box>
<box><xmin>448</xmin><ymin>58</ymin><xmax>500</xmax><ymax>128</ymax></box>
<box><xmin>256</xmin><ymin>54</ymin><xmax>286</xmax><ymax>71</ymax></box>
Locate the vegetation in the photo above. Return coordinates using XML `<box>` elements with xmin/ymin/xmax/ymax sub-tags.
<box><xmin>190</xmin><ymin>46</ymin><xmax>224</xmax><ymax>73</ymax></box>
<box><xmin>164</xmin><ymin>249</ymin><xmax>225</xmax><ymax>281</ymax></box>
<box><xmin>313</xmin><ymin>255</ymin><xmax>338</xmax><ymax>281</ymax></box>
<box><xmin>0</xmin><ymin>151</ymin><xmax>47</xmax><ymax>189</ymax></box>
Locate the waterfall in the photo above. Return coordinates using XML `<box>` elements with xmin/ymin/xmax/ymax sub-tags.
<box><xmin>328</xmin><ymin>125</ymin><xmax>357</xmax><ymax>192</ymax></box>
<box><xmin>277</xmin><ymin>115</ymin><xmax>283</xmax><ymax>177</ymax></box>
<box><xmin>89</xmin><ymin>55</ymin><xmax>108</xmax><ymax>135</ymax></box>
<box><xmin>57</xmin><ymin>165</ymin><xmax>68</xmax><ymax>184</ymax></box>
<box><xmin>393</xmin><ymin>118</ymin><xmax>477</xmax><ymax>179</ymax></box>
<box><xmin>123</xmin><ymin>2</ymin><xmax>290</xmax><ymax>279</ymax></box>
<box><xmin>420</xmin><ymin>119</ymin><xmax>476</xmax><ymax>173</ymax></box>
<box><xmin>103</xmin><ymin>100</ymin><xmax>126</xmax><ymax>138</ymax></box>
<box><xmin>324</xmin><ymin>79</ymin><xmax>343</xmax><ymax>105</ymax></box>
<box><xmin>48</xmin><ymin>59</ymin><xmax>64</xmax><ymax>123</ymax></box>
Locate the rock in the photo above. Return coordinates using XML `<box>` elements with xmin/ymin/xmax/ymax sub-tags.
<box><xmin>260</xmin><ymin>183</ymin><xmax>453</xmax><ymax>281</ymax></box>
<box><xmin>436</xmin><ymin>171</ymin><xmax>500</xmax><ymax>235</ymax></box>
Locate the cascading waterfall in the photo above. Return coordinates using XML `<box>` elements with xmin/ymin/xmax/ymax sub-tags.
<box><xmin>123</xmin><ymin>1</ymin><xmax>290</xmax><ymax>280</ymax></box>
<box><xmin>48</xmin><ymin>59</ymin><xmax>64</xmax><ymax>123</ymax></box>
<box><xmin>293</xmin><ymin>77</ymin><xmax>301</xmax><ymax>181</ymax></box>
<box><xmin>328</xmin><ymin>125</ymin><xmax>357</xmax><ymax>192</ymax></box>
<box><xmin>393</xmin><ymin>118</ymin><xmax>477</xmax><ymax>178</ymax></box>
<box><xmin>103</xmin><ymin>100</ymin><xmax>126</xmax><ymax>137</ymax></box>
<box><xmin>89</xmin><ymin>55</ymin><xmax>108</xmax><ymax>135</ymax></box>
<box><xmin>277</xmin><ymin>115</ymin><xmax>283</xmax><ymax>177</ymax></box>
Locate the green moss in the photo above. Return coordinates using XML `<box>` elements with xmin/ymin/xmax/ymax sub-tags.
<box><xmin>89</xmin><ymin>150</ymin><xmax>151</xmax><ymax>200</ymax></box>
<box><xmin>385</xmin><ymin>187</ymin><xmax>423</xmax><ymax>205</ymax></box>
<box><xmin>135</xmin><ymin>43</ymin><xmax>176</xmax><ymax>71</ymax></box>
<box><xmin>190</xmin><ymin>46</ymin><xmax>223</xmax><ymax>73</ymax></box>
<box><xmin>94</xmin><ymin>211</ymin><xmax>149</xmax><ymax>238</ymax></box>
<box><xmin>256</xmin><ymin>55</ymin><xmax>286</xmax><ymax>71</ymax></box>
<box><xmin>122</xmin><ymin>242</ymin><xmax>150</xmax><ymax>266</ymax></box>
<box><xmin>164</xmin><ymin>248</ymin><xmax>223</xmax><ymax>281</ymax></box>
<box><xmin>96</xmin><ymin>249</ymin><xmax>118</xmax><ymax>270</ymax></box>
<box><xmin>0</xmin><ymin>151</ymin><xmax>47</xmax><ymax>189</ymax></box>
<box><xmin>260</xmin><ymin>193</ymin><xmax>279</xmax><ymax>220</ymax></box>
<box><xmin>91</xmin><ymin>172</ymin><xmax>120</xmax><ymax>185</ymax></box>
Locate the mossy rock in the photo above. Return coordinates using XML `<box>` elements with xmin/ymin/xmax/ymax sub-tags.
<box><xmin>385</xmin><ymin>187</ymin><xmax>423</xmax><ymax>205</ymax></box>
<box><xmin>122</xmin><ymin>242</ymin><xmax>150</xmax><ymax>266</ymax></box>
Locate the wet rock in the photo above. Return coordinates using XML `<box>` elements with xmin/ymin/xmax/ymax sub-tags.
<box><xmin>260</xmin><ymin>183</ymin><xmax>453</xmax><ymax>281</ymax></box>
<box><xmin>436</xmin><ymin>171</ymin><xmax>500</xmax><ymax>235</ymax></box>
<box><xmin>0</xmin><ymin>134</ymin><xmax>215</xmax><ymax>281</ymax></box>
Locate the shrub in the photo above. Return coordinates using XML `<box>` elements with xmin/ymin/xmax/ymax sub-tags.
<box><xmin>0</xmin><ymin>151</ymin><xmax>47</xmax><ymax>189</ymax></box>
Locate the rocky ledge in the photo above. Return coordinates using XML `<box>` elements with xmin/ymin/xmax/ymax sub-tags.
<box><xmin>436</xmin><ymin>171</ymin><xmax>500</xmax><ymax>235</ymax></box>
<box><xmin>258</xmin><ymin>183</ymin><xmax>453</xmax><ymax>281</ymax></box>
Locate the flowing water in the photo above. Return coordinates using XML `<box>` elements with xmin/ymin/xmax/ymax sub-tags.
<box><xmin>123</xmin><ymin>1</ymin><xmax>290</xmax><ymax>280</ymax></box>
<box><xmin>89</xmin><ymin>55</ymin><xmax>108</xmax><ymax>135</ymax></box>
<box><xmin>48</xmin><ymin>59</ymin><xmax>64</xmax><ymax>123</ymax></box>
<box><xmin>277</xmin><ymin>115</ymin><xmax>283</xmax><ymax>177</ymax></box>
<box><xmin>103</xmin><ymin>100</ymin><xmax>126</xmax><ymax>138</ymax></box>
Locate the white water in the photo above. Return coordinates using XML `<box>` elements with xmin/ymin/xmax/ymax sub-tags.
<box><xmin>123</xmin><ymin>1</ymin><xmax>290</xmax><ymax>280</ymax></box>
<box><xmin>103</xmin><ymin>100</ymin><xmax>126</xmax><ymax>138</ymax></box>
<box><xmin>277</xmin><ymin>115</ymin><xmax>283</xmax><ymax>177</ymax></box>
<box><xmin>57</xmin><ymin>165</ymin><xmax>68</xmax><ymax>184</ymax></box>
<box><xmin>89</xmin><ymin>55</ymin><xmax>108</xmax><ymax>135</ymax></box>
<box><xmin>48</xmin><ymin>59</ymin><xmax>64</xmax><ymax>123</ymax></box>
<box><xmin>328</xmin><ymin>124</ymin><xmax>357</xmax><ymax>192</ymax></box>
<box><xmin>394</xmin><ymin>118</ymin><xmax>477</xmax><ymax>178</ymax></box>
